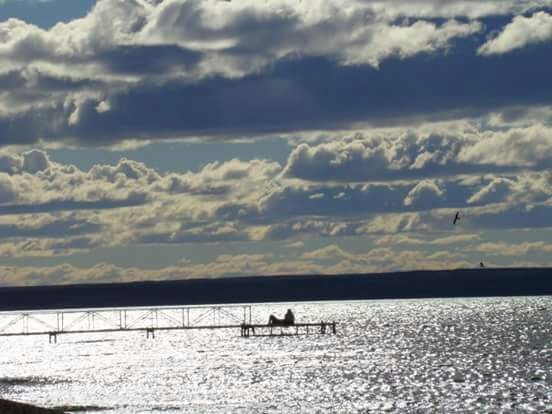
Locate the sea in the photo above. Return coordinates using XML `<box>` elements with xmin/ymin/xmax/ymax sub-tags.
<box><xmin>0</xmin><ymin>296</ymin><xmax>550</xmax><ymax>413</ymax></box>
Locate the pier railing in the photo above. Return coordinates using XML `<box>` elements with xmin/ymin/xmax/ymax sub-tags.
<box><xmin>0</xmin><ymin>304</ymin><xmax>252</xmax><ymax>342</ymax></box>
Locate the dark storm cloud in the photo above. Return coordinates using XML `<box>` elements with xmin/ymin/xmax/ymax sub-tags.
<box><xmin>97</xmin><ymin>44</ymin><xmax>202</xmax><ymax>75</ymax></box>
<box><xmin>0</xmin><ymin>71</ymin><xmax>105</xmax><ymax>114</ymax></box>
<box><xmin>45</xmin><ymin>37</ymin><xmax>552</xmax><ymax>144</ymax></box>
<box><xmin>0</xmin><ymin>106</ymin><xmax>60</xmax><ymax>146</ymax></box>
<box><xmin>63</xmin><ymin>75</ymin><xmax>314</xmax><ymax>142</ymax></box>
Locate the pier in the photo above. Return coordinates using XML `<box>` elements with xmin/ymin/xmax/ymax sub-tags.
<box><xmin>240</xmin><ymin>322</ymin><xmax>337</xmax><ymax>337</ymax></box>
<box><xmin>0</xmin><ymin>305</ymin><xmax>336</xmax><ymax>342</ymax></box>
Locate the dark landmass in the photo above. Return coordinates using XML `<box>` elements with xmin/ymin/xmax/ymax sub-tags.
<box><xmin>0</xmin><ymin>399</ymin><xmax>64</xmax><ymax>414</ymax></box>
<box><xmin>0</xmin><ymin>267</ymin><xmax>550</xmax><ymax>311</ymax></box>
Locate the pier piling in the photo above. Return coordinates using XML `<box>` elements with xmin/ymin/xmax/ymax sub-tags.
<box><xmin>239</xmin><ymin>322</ymin><xmax>337</xmax><ymax>337</ymax></box>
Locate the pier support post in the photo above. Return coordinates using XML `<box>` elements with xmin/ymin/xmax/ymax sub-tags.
<box><xmin>332</xmin><ymin>322</ymin><xmax>336</xmax><ymax>334</ymax></box>
<box><xmin>241</xmin><ymin>324</ymin><xmax>250</xmax><ymax>337</ymax></box>
<box><xmin>146</xmin><ymin>328</ymin><xmax>155</xmax><ymax>339</ymax></box>
<box><xmin>49</xmin><ymin>333</ymin><xmax>57</xmax><ymax>344</ymax></box>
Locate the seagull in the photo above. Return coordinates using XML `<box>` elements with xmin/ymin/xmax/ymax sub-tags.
<box><xmin>453</xmin><ymin>211</ymin><xmax>461</xmax><ymax>225</ymax></box>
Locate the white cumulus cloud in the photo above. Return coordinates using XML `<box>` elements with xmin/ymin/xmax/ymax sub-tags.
<box><xmin>479</xmin><ymin>11</ymin><xmax>552</xmax><ymax>55</ymax></box>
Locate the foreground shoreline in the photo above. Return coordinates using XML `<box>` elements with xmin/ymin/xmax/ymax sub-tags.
<box><xmin>0</xmin><ymin>267</ymin><xmax>551</xmax><ymax>311</ymax></box>
<box><xmin>0</xmin><ymin>399</ymin><xmax>64</xmax><ymax>414</ymax></box>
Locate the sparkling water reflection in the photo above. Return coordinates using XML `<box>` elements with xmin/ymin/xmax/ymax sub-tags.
<box><xmin>0</xmin><ymin>297</ymin><xmax>551</xmax><ymax>413</ymax></box>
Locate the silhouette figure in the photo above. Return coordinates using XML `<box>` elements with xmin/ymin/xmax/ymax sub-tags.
<box><xmin>453</xmin><ymin>211</ymin><xmax>461</xmax><ymax>225</ymax></box>
<box><xmin>268</xmin><ymin>309</ymin><xmax>295</xmax><ymax>326</ymax></box>
<box><xmin>480</xmin><ymin>262</ymin><xmax>485</xmax><ymax>268</ymax></box>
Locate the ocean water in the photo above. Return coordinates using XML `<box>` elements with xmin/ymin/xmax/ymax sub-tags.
<box><xmin>0</xmin><ymin>296</ymin><xmax>551</xmax><ymax>413</ymax></box>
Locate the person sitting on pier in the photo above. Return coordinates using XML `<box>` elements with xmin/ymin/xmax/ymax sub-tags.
<box><xmin>268</xmin><ymin>309</ymin><xmax>295</xmax><ymax>326</ymax></box>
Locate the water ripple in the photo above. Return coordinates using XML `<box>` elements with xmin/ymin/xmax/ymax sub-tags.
<box><xmin>0</xmin><ymin>297</ymin><xmax>550</xmax><ymax>413</ymax></box>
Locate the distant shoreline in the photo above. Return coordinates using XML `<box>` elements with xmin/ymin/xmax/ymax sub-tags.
<box><xmin>0</xmin><ymin>267</ymin><xmax>550</xmax><ymax>312</ymax></box>
<box><xmin>1</xmin><ymin>267</ymin><xmax>551</xmax><ymax>312</ymax></box>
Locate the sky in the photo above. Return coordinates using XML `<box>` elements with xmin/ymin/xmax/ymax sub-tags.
<box><xmin>1</xmin><ymin>0</ymin><xmax>552</xmax><ymax>286</ymax></box>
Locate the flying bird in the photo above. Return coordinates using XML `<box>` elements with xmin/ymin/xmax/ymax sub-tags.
<box><xmin>453</xmin><ymin>211</ymin><xmax>461</xmax><ymax>225</ymax></box>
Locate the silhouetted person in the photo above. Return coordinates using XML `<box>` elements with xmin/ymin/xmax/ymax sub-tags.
<box><xmin>268</xmin><ymin>309</ymin><xmax>295</xmax><ymax>326</ymax></box>
<box><xmin>480</xmin><ymin>262</ymin><xmax>485</xmax><ymax>268</ymax></box>
<box><xmin>453</xmin><ymin>211</ymin><xmax>461</xmax><ymax>225</ymax></box>
<box><xmin>284</xmin><ymin>309</ymin><xmax>295</xmax><ymax>324</ymax></box>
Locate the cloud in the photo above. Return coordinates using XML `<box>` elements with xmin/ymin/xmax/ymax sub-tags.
<box><xmin>403</xmin><ymin>179</ymin><xmax>446</xmax><ymax>207</ymax></box>
<box><xmin>263</xmin><ymin>219</ymin><xmax>362</xmax><ymax>240</ymax></box>
<box><xmin>458</xmin><ymin>124</ymin><xmax>552</xmax><ymax>167</ymax></box>
<box><xmin>1</xmin><ymin>2</ymin><xmax>552</xmax><ymax>150</ymax></box>
<box><xmin>0</xmin><ymin>152</ymin><xmax>168</xmax><ymax>213</ymax></box>
<box><xmin>479</xmin><ymin>11</ymin><xmax>552</xmax><ymax>55</ymax></box>
<box><xmin>353</xmin><ymin>1</ymin><xmax>550</xmax><ymax>19</ymax></box>
<box><xmin>144</xmin><ymin>0</ymin><xmax>481</xmax><ymax>68</ymax></box>
<box><xmin>464</xmin><ymin>202</ymin><xmax>552</xmax><ymax>230</ymax></box>
<box><xmin>0</xmin><ymin>153</ymin><xmax>285</xmax><ymax>255</ymax></box>
<box><xmin>0</xmin><ymin>149</ymin><xmax>51</xmax><ymax>174</ymax></box>
<box><xmin>215</xmin><ymin>162</ymin><xmax>552</xmax><ymax>236</ymax></box>
<box><xmin>0</xmin><ymin>1</ymin><xmax>481</xmax><ymax>83</ymax></box>
<box><xmin>3</xmin><ymin>145</ymin><xmax>552</xmax><ymax>261</ymax></box>
<box><xmin>0</xmin><ymin>174</ymin><xmax>16</xmax><ymax>203</ymax></box>
<box><xmin>469</xmin><ymin>240</ymin><xmax>552</xmax><ymax>256</ymax></box>
<box><xmin>0</xmin><ymin>216</ymin><xmax>100</xmax><ymax>238</ymax></box>
<box><xmin>20</xmin><ymin>148</ymin><xmax>50</xmax><ymax>173</ymax></box>
<box><xmin>466</xmin><ymin>177</ymin><xmax>514</xmax><ymax>204</ymax></box>
<box><xmin>138</xmin><ymin>221</ymin><xmax>250</xmax><ymax>244</ymax></box>
<box><xmin>7</xmin><ymin>231</ymin><xmax>552</xmax><ymax>285</ymax></box>
<box><xmin>375</xmin><ymin>233</ymin><xmax>480</xmax><ymax>246</ymax></box>
<box><xmin>2</xmin><ymin>44</ymin><xmax>552</xmax><ymax>145</ymax></box>
<box><xmin>261</xmin><ymin>212</ymin><xmax>430</xmax><ymax>240</ymax></box>
<box><xmin>0</xmin><ymin>243</ymin><xmax>476</xmax><ymax>286</ymax></box>
<box><xmin>300</xmin><ymin>244</ymin><xmax>353</xmax><ymax>260</ymax></box>
<box><xmin>286</xmin><ymin>240</ymin><xmax>305</xmax><ymax>249</ymax></box>
<box><xmin>9</xmin><ymin>1</ymin><xmax>552</xmax><ymax>145</ymax></box>
<box><xmin>0</xmin><ymin>236</ymin><xmax>99</xmax><ymax>258</ymax></box>
<box><xmin>284</xmin><ymin>125</ymin><xmax>552</xmax><ymax>182</ymax></box>
<box><xmin>333</xmin><ymin>18</ymin><xmax>482</xmax><ymax>67</ymax></box>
